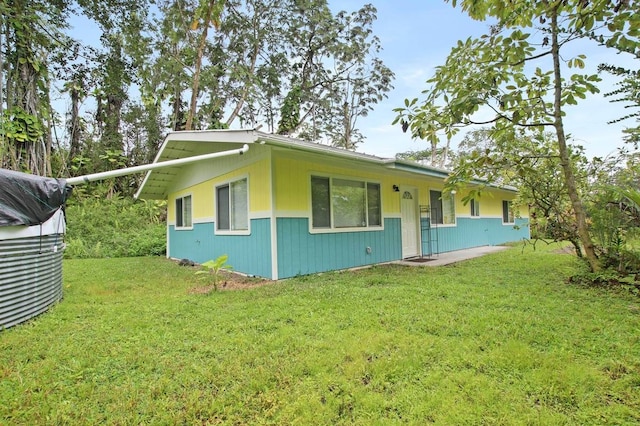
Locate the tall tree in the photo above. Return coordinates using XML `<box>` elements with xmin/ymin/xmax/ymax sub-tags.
<box><xmin>278</xmin><ymin>1</ymin><xmax>394</xmax><ymax>149</ymax></box>
<box><xmin>217</xmin><ymin>0</ymin><xmax>287</xmax><ymax>129</ymax></box>
<box><xmin>147</xmin><ymin>0</ymin><xmax>197</xmax><ymax>131</ymax></box>
<box><xmin>600</xmin><ymin>66</ymin><xmax>640</xmax><ymax>146</ymax></box>
<box><xmin>149</xmin><ymin>0</ymin><xmax>393</xmax><ymax>145</ymax></box>
<box><xmin>394</xmin><ymin>0</ymin><xmax>638</xmax><ymax>272</ymax></box>
<box><xmin>321</xmin><ymin>7</ymin><xmax>395</xmax><ymax>150</ymax></box>
<box><xmin>75</xmin><ymin>0</ymin><xmax>153</xmax><ymax>169</ymax></box>
<box><xmin>150</xmin><ymin>0</ymin><xmax>287</xmax><ymax>132</ymax></box>
<box><xmin>0</xmin><ymin>0</ymin><xmax>70</xmax><ymax>175</ymax></box>
<box><xmin>185</xmin><ymin>0</ymin><xmax>225</xmax><ymax>130</ymax></box>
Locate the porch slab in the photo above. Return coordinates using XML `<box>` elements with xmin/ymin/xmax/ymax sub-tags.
<box><xmin>396</xmin><ymin>245</ymin><xmax>510</xmax><ymax>267</ymax></box>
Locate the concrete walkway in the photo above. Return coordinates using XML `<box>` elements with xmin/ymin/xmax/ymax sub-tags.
<box><xmin>395</xmin><ymin>245</ymin><xmax>510</xmax><ymax>267</ymax></box>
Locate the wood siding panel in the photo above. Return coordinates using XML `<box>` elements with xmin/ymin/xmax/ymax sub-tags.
<box><xmin>167</xmin><ymin>157</ymin><xmax>271</xmax><ymax>223</ymax></box>
<box><xmin>168</xmin><ymin>218</ymin><xmax>272</xmax><ymax>278</ymax></box>
<box><xmin>276</xmin><ymin>218</ymin><xmax>401</xmax><ymax>278</ymax></box>
<box><xmin>423</xmin><ymin>217</ymin><xmax>529</xmax><ymax>254</ymax></box>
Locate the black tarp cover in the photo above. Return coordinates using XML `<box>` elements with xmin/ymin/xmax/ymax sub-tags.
<box><xmin>0</xmin><ymin>169</ymin><xmax>71</xmax><ymax>227</ymax></box>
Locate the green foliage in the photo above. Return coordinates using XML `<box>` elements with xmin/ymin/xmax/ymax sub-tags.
<box><xmin>601</xmin><ymin>66</ymin><xmax>640</xmax><ymax>146</ymax></box>
<box><xmin>396</xmin><ymin>146</ymin><xmax>457</xmax><ymax>169</ymax></box>
<box><xmin>0</xmin><ymin>107</ymin><xmax>45</xmax><ymax>171</ymax></box>
<box><xmin>0</xmin><ymin>107</ymin><xmax>44</xmax><ymax>143</ymax></box>
<box><xmin>0</xmin><ymin>0</ymin><xmax>68</xmax><ymax>175</ymax></box>
<box><xmin>277</xmin><ymin>85</ymin><xmax>301</xmax><ymax>135</ymax></box>
<box><xmin>588</xmin><ymin>151</ymin><xmax>640</xmax><ymax>274</ymax></box>
<box><xmin>64</xmin><ymin>193</ymin><xmax>166</xmax><ymax>258</ymax></box>
<box><xmin>2</xmin><ymin>246</ymin><xmax>640</xmax><ymax>423</ymax></box>
<box><xmin>590</xmin><ymin>201</ymin><xmax>640</xmax><ymax>273</ymax></box>
<box><xmin>393</xmin><ymin>0</ymin><xmax>640</xmax><ymax>272</ymax></box>
<box><xmin>195</xmin><ymin>254</ymin><xmax>232</xmax><ymax>292</ymax></box>
<box><xmin>569</xmin><ymin>266</ymin><xmax>640</xmax><ymax>297</ymax></box>
<box><xmin>317</xmin><ymin>4</ymin><xmax>395</xmax><ymax>149</ymax></box>
<box><xmin>1</xmin><ymin>0</ymin><xmax>394</xmax><ymax>179</ymax></box>
<box><xmin>393</xmin><ymin>1</ymin><xmax>615</xmax><ymax>144</ymax></box>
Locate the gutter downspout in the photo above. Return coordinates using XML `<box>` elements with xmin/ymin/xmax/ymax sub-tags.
<box><xmin>66</xmin><ymin>144</ymin><xmax>250</xmax><ymax>186</ymax></box>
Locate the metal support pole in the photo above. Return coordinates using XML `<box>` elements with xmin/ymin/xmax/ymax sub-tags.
<box><xmin>66</xmin><ymin>144</ymin><xmax>249</xmax><ymax>185</ymax></box>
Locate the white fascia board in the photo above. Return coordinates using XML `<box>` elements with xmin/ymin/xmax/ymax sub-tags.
<box><xmin>135</xmin><ymin>130</ymin><xmax>260</xmax><ymax>199</ymax></box>
<box><xmin>256</xmin><ymin>132</ymin><xmax>387</xmax><ymax>166</ymax></box>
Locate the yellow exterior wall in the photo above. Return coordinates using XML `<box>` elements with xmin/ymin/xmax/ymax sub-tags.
<box><xmin>272</xmin><ymin>153</ymin><xmax>526</xmax><ymax>218</ymax></box>
<box><xmin>274</xmin><ymin>156</ymin><xmax>411</xmax><ymax>214</ymax></box>
<box><xmin>168</xmin><ymin>157</ymin><xmax>271</xmax><ymax>222</ymax></box>
<box><xmin>460</xmin><ymin>188</ymin><xmax>528</xmax><ymax>218</ymax></box>
<box><xmin>476</xmin><ymin>193</ymin><xmax>504</xmax><ymax>217</ymax></box>
<box><xmin>166</xmin><ymin>149</ymin><xmax>526</xmax><ymax>222</ymax></box>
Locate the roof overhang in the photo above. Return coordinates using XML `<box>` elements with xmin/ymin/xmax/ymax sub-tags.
<box><xmin>135</xmin><ymin>130</ymin><xmax>260</xmax><ymax>199</ymax></box>
<box><xmin>134</xmin><ymin>129</ymin><xmax>518</xmax><ymax>199</ymax></box>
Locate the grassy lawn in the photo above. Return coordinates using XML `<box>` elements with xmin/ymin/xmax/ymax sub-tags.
<box><xmin>1</xmin><ymin>243</ymin><xmax>639</xmax><ymax>424</ymax></box>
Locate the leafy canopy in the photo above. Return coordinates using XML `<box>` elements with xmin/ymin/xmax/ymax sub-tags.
<box><xmin>393</xmin><ymin>0</ymin><xmax>639</xmax><ymax>273</ymax></box>
<box><xmin>392</xmin><ymin>0</ymin><xmax>635</xmax><ymax>145</ymax></box>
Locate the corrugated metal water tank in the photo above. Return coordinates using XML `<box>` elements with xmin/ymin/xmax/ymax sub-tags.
<box><xmin>1</xmin><ymin>168</ymin><xmax>69</xmax><ymax>330</ymax></box>
<box><xmin>0</xmin><ymin>237</ymin><xmax>64</xmax><ymax>329</ymax></box>
<box><xmin>0</xmin><ymin>210</ymin><xmax>66</xmax><ymax>330</ymax></box>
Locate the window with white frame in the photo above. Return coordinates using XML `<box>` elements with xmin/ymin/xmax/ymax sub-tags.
<box><xmin>430</xmin><ymin>190</ymin><xmax>456</xmax><ymax>225</ymax></box>
<box><xmin>175</xmin><ymin>195</ymin><xmax>192</xmax><ymax>228</ymax></box>
<box><xmin>502</xmin><ymin>200</ymin><xmax>515</xmax><ymax>224</ymax></box>
<box><xmin>470</xmin><ymin>199</ymin><xmax>480</xmax><ymax>217</ymax></box>
<box><xmin>311</xmin><ymin>176</ymin><xmax>382</xmax><ymax>229</ymax></box>
<box><xmin>216</xmin><ymin>178</ymin><xmax>248</xmax><ymax>231</ymax></box>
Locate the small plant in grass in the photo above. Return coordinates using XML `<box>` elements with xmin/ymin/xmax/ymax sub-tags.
<box><xmin>195</xmin><ymin>254</ymin><xmax>232</xmax><ymax>292</ymax></box>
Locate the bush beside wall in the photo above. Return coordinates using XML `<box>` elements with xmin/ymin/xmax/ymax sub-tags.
<box><xmin>64</xmin><ymin>196</ymin><xmax>166</xmax><ymax>258</ymax></box>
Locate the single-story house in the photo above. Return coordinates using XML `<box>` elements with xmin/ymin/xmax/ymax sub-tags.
<box><xmin>135</xmin><ymin>129</ymin><xmax>529</xmax><ymax>279</ymax></box>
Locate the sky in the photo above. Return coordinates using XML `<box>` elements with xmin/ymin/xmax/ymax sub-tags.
<box><xmin>65</xmin><ymin>1</ymin><xmax>637</xmax><ymax>161</ymax></box>
<box><xmin>329</xmin><ymin>1</ymin><xmax>638</xmax><ymax>161</ymax></box>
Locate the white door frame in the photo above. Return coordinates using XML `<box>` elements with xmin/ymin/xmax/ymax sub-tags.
<box><xmin>400</xmin><ymin>186</ymin><xmax>421</xmax><ymax>258</ymax></box>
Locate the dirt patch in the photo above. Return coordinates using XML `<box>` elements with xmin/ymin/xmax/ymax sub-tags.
<box><xmin>555</xmin><ymin>245</ymin><xmax>577</xmax><ymax>255</ymax></box>
<box><xmin>188</xmin><ymin>270</ymin><xmax>273</xmax><ymax>294</ymax></box>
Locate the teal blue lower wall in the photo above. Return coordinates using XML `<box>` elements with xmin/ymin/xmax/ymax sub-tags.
<box><xmin>169</xmin><ymin>217</ymin><xmax>528</xmax><ymax>279</ymax></box>
<box><xmin>276</xmin><ymin>218</ymin><xmax>402</xmax><ymax>279</ymax></box>
<box><xmin>421</xmin><ymin>217</ymin><xmax>529</xmax><ymax>255</ymax></box>
<box><xmin>168</xmin><ymin>219</ymin><xmax>272</xmax><ymax>278</ymax></box>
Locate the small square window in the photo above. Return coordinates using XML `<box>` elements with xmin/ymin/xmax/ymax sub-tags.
<box><xmin>217</xmin><ymin>178</ymin><xmax>248</xmax><ymax>231</ymax></box>
<box><xmin>470</xmin><ymin>199</ymin><xmax>480</xmax><ymax>217</ymax></box>
<box><xmin>430</xmin><ymin>190</ymin><xmax>456</xmax><ymax>225</ymax></box>
<box><xmin>502</xmin><ymin>200</ymin><xmax>515</xmax><ymax>224</ymax></box>
<box><xmin>175</xmin><ymin>195</ymin><xmax>192</xmax><ymax>228</ymax></box>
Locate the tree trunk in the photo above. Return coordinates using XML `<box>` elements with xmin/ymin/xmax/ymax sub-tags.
<box><xmin>431</xmin><ymin>140</ymin><xmax>437</xmax><ymax>166</ymax></box>
<box><xmin>4</xmin><ymin>17</ymin><xmax>12</xmax><ymax>112</ymax></box>
<box><xmin>69</xmin><ymin>85</ymin><xmax>81</xmax><ymax>157</ymax></box>
<box><xmin>226</xmin><ymin>38</ymin><xmax>260</xmax><ymax>126</ymax></box>
<box><xmin>441</xmin><ymin>136</ymin><xmax>451</xmax><ymax>168</ymax></box>
<box><xmin>172</xmin><ymin>90</ymin><xmax>184</xmax><ymax>131</ymax></box>
<box><xmin>342</xmin><ymin>101</ymin><xmax>351</xmax><ymax>149</ymax></box>
<box><xmin>0</xmin><ymin>15</ymin><xmax>4</xmax><ymax>118</ymax></box>
<box><xmin>550</xmin><ymin>10</ymin><xmax>600</xmax><ymax>272</ymax></box>
<box><xmin>186</xmin><ymin>2</ymin><xmax>214</xmax><ymax>131</ymax></box>
<box><xmin>17</xmin><ymin>44</ymin><xmax>44</xmax><ymax>175</ymax></box>
<box><xmin>43</xmin><ymin>75</ymin><xmax>52</xmax><ymax>177</ymax></box>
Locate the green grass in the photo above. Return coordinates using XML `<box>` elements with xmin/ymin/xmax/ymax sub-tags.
<box><xmin>1</xmin><ymin>243</ymin><xmax>639</xmax><ymax>424</ymax></box>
